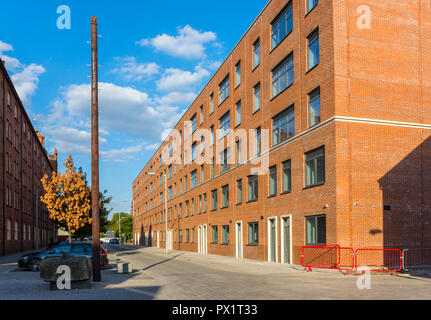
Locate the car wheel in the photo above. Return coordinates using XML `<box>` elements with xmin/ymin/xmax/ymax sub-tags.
<box><xmin>29</xmin><ymin>259</ymin><xmax>41</xmax><ymax>272</ymax></box>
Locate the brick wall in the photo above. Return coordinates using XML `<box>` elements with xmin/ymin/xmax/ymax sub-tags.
<box><xmin>1</xmin><ymin>61</ymin><xmax>57</xmax><ymax>256</ymax></box>
<box><xmin>132</xmin><ymin>0</ymin><xmax>431</xmax><ymax>264</ymax></box>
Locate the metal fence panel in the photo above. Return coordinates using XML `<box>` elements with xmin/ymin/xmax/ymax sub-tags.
<box><xmin>300</xmin><ymin>245</ymin><xmax>340</xmax><ymax>271</ymax></box>
<box><xmin>402</xmin><ymin>248</ymin><xmax>431</xmax><ymax>271</ymax></box>
<box><xmin>355</xmin><ymin>248</ymin><xmax>402</xmax><ymax>272</ymax></box>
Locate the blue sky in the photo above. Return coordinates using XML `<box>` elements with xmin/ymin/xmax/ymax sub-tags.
<box><xmin>0</xmin><ymin>0</ymin><xmax>267</xmax><ymax>216</ymax></box>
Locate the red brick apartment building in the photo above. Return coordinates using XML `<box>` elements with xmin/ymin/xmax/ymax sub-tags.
<box><xmin>0</xmin><ymin>60</ymin><xmax>58</xmax><ymax>256</ymax></box>
<box><xmin>132</xmin><ymin>0</ymin><xmax>431</xmax><ymax>264</ymax></box>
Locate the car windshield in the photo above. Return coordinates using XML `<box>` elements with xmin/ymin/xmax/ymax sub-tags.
<box><xmin>50</xmin><ymin>245</ymin><xmax>71</xmax><ymax>253</ymax></box>
<box><xmin>71</xmin><ymin>244</ymin><xmax>92</xmax><ymax>254</ymax></box>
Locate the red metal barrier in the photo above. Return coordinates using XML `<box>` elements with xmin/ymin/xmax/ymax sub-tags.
<box><xmin>300</xmin><ymin>245</ymin><xmax>340</xmax><ymax>272</ymax></box>
<box><xmin>355</xmin><ymin>248</ymin><xmax>402</xmax><ymax>273</ymax></box>
<box><xmin>300</xmin><ymin>246</ymin><xmax>401</xmax><ymax>274</ymax></box>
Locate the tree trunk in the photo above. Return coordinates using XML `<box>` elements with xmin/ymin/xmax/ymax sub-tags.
<box><xmin>69</xmin><ymin>231</ymin><xmax>72</xmax><ymax>244</ymax></box>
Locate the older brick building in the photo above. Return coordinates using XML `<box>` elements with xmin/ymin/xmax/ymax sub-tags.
<box><xmin>0</xmin><ymin>59</ymin><xmax>58</xmax><ymax>256</ymax></box>
<box><xmin>132</xmin><ymin>0</ymin><xmax>431</xmax><ymax>264</ymax></box>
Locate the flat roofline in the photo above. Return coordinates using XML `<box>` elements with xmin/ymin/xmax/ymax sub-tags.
<box><xmin>133</xmin><ymin>0</ymin><xmax>273</xmax><ymax>184</ymax></box>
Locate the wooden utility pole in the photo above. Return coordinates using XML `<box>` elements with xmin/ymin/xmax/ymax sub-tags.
<box><xmin>91</xmin><ymin>16</ymin><xmax>101</xmax><ymax>282</ymax></box>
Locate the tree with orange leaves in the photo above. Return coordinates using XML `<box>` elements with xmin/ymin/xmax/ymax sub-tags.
<box><xmin>40</xmin><ymin>155</ymin><xmax>92</xmax><ymax>243</ymax></box>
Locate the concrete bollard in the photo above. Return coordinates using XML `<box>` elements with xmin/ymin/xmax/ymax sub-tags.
<box><xmin>117</xmin><ymin>261</ymin><xmax>132</xmax><ymax>274</ymax></box>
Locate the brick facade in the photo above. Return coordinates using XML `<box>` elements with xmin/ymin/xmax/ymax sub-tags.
<box><xmin>0</xmin><ymin>60</ymin><xmax>58</xmax><ymax>256</ymax></box>
<box><xmin>132</xmin><ymin>0</ymin><xmax>431</xmax><ymax>264</ymax></box>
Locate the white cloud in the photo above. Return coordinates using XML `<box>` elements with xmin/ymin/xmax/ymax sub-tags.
<box><xmin>45</xmin><ymin>82</ymin><xmax>159</xmax><ymax>138</ymax></box>
<box><xmin>154</xmin><ymin>91</ymin><xmax>197</xmax><ymax>106</ymax></box>
<box><xmin>101</xmin><ymin>143</ymin><xmax>145</xmax><ymax>163</ymax></box>
<box><xmin>145</xmin><ymin>144</ymin><xmax>159</xmax><ymax>151</ymax></box>
<box><xmin>136</xmin><ymin>25</ymin><xmax>217</xmax><ymax>60</ymax></box>
<box><xmin>111</xmin><ymin>57</ymin><xmax>160</xmax><ymax>82</ymax></box>
<box><xmin>0</xmin><ymin>40</ymin><xmax>46</xmax><ymax>106</ymax></box>
<box><xmin>11</xmin><ymin>64</ymin><xmax>46</xmax><ymax>106</ymax></box>
<box><xmin>43</xmin><ymin>126</ymin><xmax>92</xmax><ymax>155</ymax></box>
<box><xmin>0</xmin><ymin>40</ymin><xmax>13</xmax><ymax>52</ymax></box>
<box><xmin>41</xmin><ymin>82</ymin><xmax>191</xmax><ymax>161</ymax></box>
<box><xmin>0</xmin><ymin>40</ymin><xmax>22</xmax><ymax>72</ymax></box>
<box><xmin>156</xmin><ymin>66</ymin><xmax>210</xmax><ymax>91</ymax></box>
<box><xmin>43</xmin><ymin>125</ymin><xmax>109</xmax><ymax>156</ymax></box>
<box><xmin>205</xmin><ymin>59</ymin><xmax>223</xmax><ymax>71</ymax></box>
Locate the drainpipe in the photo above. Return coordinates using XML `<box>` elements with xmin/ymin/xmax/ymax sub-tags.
<box><xmin>20</xmin><ymin>112</ymin><xmax>23</xmax><ymax>252</ymax></box>
<box><xmin>35</xmin><ymin>188</ymin><xmax>38</xmax><ymax>249</ymax></box>
<box><xmin>2</xmin><ymin>71</ymin><xmax>5</xmax><ymax>256</ymax></box>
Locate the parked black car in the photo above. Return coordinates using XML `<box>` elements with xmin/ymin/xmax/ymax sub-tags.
<box><xmin>18</xmin><ymin>243</ymin><xmax>109</xmax><ymax>272</ymax></box>
<box><xmin>109</xmin><ymin>238</ymin><xmax>119</xmax><ymax>244</ymax></box>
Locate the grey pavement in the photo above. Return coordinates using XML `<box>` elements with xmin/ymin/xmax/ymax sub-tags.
<box><xmin>0</xmin><ymin>244</ymin><xmax>430</xmax><ymax>300</ymax></box>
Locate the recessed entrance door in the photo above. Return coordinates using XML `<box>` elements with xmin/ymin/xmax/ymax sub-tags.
<box><xmin>281</xmin><ymin>217</ymin><xmax>291</xmax><ymax>264</ymax></box>
<box><xmin>268</xmin><ymin>218</ymin><xmax>276</xmax><ymax>262</ymax></box>
<box><xmin>202</xmin><ymin>225</ymin><xmax>207</xmax><ymax>254</ymax></box>
<box><xmin>198</xmin><ymin>226</ymin><xmax>202</xmax><ymax>253</ymax></box>
<box><xmin>198</xmin><ymin>225</ymin><xmax>207</xmax><ymax>254</ymax></box>
<box><xmin>235</xmin><ymin>222</ymin><xmax>243</xmax><ymax>259</ymax></box>
<box><xmin>170</xmin><ymin>230</ymin><xmax>173</xmax><ymax>250</ymax></box>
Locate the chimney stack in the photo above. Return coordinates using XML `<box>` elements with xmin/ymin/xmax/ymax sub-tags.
<box><xmin>36</xmin><ymin>132</ymin><xmax>45</xmax><ymax>147</ymax></box>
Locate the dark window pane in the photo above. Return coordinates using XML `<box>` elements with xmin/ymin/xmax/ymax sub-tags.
<box><xmin>317</xmin><ymin>216</ymin><xmax>326</xmax><ymax>244</ymax></box>
<box><xmin>305</xmin><ymin>147</ymin><xmax>325</xmax><ymax>187</ymax></box>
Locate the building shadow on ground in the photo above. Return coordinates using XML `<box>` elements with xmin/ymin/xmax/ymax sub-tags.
<box><xmin>142</xmin><ymin>253</ymin><xmax>184</xmax><ymax>271</ymax></box>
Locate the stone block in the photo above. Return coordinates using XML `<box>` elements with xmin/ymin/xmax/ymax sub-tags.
<box><xmin>117</xmin><ymin>261</ymin><xmax>132</xmax><ymax>274</ymax></box>
<box><xmin>40</xmin><ymin>257</ymin><xmax>92</xmax><ymax>283</ymax></box>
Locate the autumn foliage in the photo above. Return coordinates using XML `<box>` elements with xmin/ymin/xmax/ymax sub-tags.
<box><xmin>40</xmin><ymin>155</ymin><xmax>92</xmax><ymax>242</ymax></box>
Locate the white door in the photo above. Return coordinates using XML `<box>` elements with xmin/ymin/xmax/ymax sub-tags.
<box><xmin>157</xmin><ymin>231</ymin><xmax>160</xmax><ymax>248</ymax></box>
<box><xmin>198</xmin><ymin>225</ymin><xmax>207</xmax><ymax>254</ymax></box>
<box><xmin>281</xmin><ymin>216</ymin><xmax>291</xmax><ymax>264</ymax></box>
<box><xmin>203</xmin><ymin>225</ymin><xmax>207</xmax><ymax>254</ymax></box>
<box><xmin>267</xmin><ymin>218</ymin><xmax>277</xmax><ymax>262</ymax></box>
<box><xmin>166</xmin><ymin>230</ymin><xmax>169</xmax><ymax>250</ymax></box>
<box><xmin>170</xmin><ymin>230</ymin><xmax>173</xmax><ymax>250</ymax></box>
<box><xmin>198</xmin><ymin>226</ymin><xmax>202</xmax><ymax>253</ymax></box>
<box><xmin>166</xmin><ymin>229</ymin><xmax>173</xmax><ymax>250</ymax></box>
<box><xmin>235</xmin><ymin>222</ymin><xmax>243</xmax><ymax>259</ymax></box>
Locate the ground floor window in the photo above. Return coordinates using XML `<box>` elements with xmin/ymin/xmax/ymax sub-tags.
<box><xmin>222</xmin><ymin>225</ymin><xmax>229</xmax><ymax>244</ymax></box>
<box><xmin>305</xmin><ymin>215</ymin><xmax>326</xmax><ymax>245</ymax></box>
<box><xmin>248</xmin><ymin>222</ymin><xmax>259</xmax><ymax>245</ymax></box>
<box><xmin>6</xmin><ymin>219</ymin><xmax>11</xmax><ymax>240</ymax></box>
<box><xmin>14</xmin><ymin>221</ymin><xmax>18</xmax><ymax>240</ymax></box>
<box><xmin>212</xmin><ymin>226</ymin><xmax>218</xmax><ymax>243</ymax></box>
